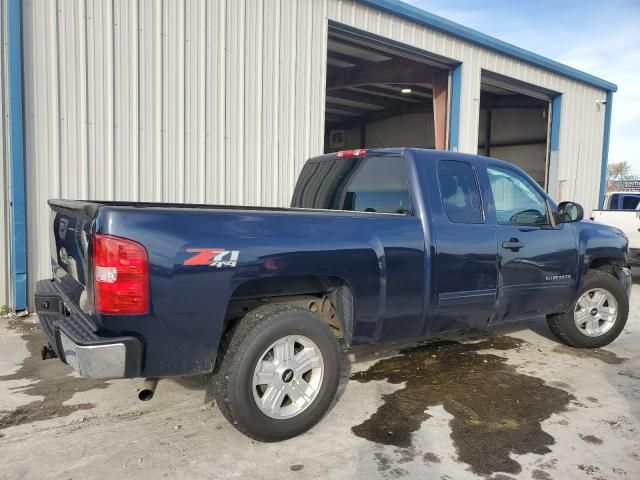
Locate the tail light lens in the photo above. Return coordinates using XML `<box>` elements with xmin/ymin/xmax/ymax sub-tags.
<box><xmin>93</xmin><ymin>234</ymin><xmax>149</xmax><ymax>314</ymax></box>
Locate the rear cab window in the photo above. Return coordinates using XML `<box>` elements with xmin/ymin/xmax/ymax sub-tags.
<box><xmin>622</xmin><ymin>195</ymin><xmax>640</xmax><ymax>210</ymax></box>
<box><xmin>437</xmin><ymin>160</ymin><xmax>483</xmax><ymax>223</ymax></box>
<box><xmin>291</xmin><ymin>154</ymin><xmax>413</xmax><ymax>215</ymax></box>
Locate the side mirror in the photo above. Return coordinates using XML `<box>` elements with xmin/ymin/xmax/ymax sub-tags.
<box><xmin>556</xmin><ymin>201</ymin><xmax>584</xmax><ymax>223</ymax></box>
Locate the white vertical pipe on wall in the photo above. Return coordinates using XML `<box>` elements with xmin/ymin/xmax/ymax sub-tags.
<box><xmin>0</xmin><ymin>0</ymin><xmax>12</xmax><ymax>309</ymax></box>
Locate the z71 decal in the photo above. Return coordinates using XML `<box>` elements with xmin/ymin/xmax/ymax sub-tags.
<box><xmin>183</xmin><ymin>248</ymin><xmax>240</xmax><ymax>268</ymax></box>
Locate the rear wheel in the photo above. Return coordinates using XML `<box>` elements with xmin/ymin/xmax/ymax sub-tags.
<box><xmin>214</xmin><ymin>304</ymin><xmax>341</xmax><ymax>441</ymax></box>
<box><xmin>547</xmin><ymin>270</ymin><xmax>628</xmax><ymax>348</ymax></box>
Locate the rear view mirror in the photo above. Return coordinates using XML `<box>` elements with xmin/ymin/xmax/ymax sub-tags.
<box><xmin>556</xmin><ymin>201</ymin><xmax>584</xmax><ymax>223</ymax></box>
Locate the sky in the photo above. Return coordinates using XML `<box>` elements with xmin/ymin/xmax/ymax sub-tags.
<box><xmin>406</xmin><ymin>0</ymin><xmax>640</xmax><ymax>173</ymax></box>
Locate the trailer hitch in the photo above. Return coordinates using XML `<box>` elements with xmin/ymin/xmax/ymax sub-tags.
<box><xmin>41</xmin><ymin>344</ymin><xmax>58</xmax><ymax>360</ymax></box>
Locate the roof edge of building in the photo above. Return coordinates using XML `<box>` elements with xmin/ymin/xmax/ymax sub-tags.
<box><xmin>358</xmin><ymin>0</ymin><xmax>618</xmax><ymax>92</ymax></box>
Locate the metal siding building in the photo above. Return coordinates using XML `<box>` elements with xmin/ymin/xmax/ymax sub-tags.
<box><xmin>0</xmin><ymin>0</ymin><xmax>616</xmax><ymax>310</ymax></box>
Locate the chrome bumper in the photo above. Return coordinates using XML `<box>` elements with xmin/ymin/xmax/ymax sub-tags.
<box><xmin>35</xmin><ymin>279</ymin><xmax>142</xmax><ymax>379</ymax></box>
<box><xmin>59</xmin><ymin>330</ymin><xmax>128</xmax><ymax>379</ymax></box>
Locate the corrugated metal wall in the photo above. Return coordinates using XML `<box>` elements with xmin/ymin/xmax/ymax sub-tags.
<box><xmin>0</xmin><ymin>0</ymin><xmax>12</xmax><ymax>309</ymax></box>
<box><xmin>16</xmin><ymin>0</ymin><xmax>608</xmax><ymax>308</ymax></box>
<box><xmin>21</xmin><ymin>0</ymin><xmax>328</xmax><ymax>306</ymax></box>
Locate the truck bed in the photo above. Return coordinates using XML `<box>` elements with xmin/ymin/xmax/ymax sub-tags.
<box><xmin>44</xmin><ymin>197</ymin><xmax>426</xmax><ymax>377</ymax></box>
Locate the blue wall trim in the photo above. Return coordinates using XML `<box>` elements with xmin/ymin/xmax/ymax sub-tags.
<box><xmin>599</xmin><ymin>91</ymin><xmax>613</xmax><ymax>208</ymax></box>
<box><xmin>550</xmin><ymin>95</ymin><xmax>562</xmax><ymax>152</ymax></box>
<box><xmin>358</xmin><ymin>0</ymin><xmax>617</xmax><ymax>93</ymax></box>
<box><xmin>449</xmin><ymin>64</ymin><xmax>461</xmax><ymax>151</ymax></box>
<box><xmin>7</xmin><ymin>0</ymin><xmax>27</xmax><ymax>310</ymax></box>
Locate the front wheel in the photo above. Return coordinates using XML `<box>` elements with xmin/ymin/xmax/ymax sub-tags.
<box><xmin>213</xmin><ymin>304</ymin><xmax>341</xmax><ymax>441</ymax></box>
<box><xmin>547</xmin><ymin>270</ymin><xmax>629</xmax><ymax>348</ymax></box>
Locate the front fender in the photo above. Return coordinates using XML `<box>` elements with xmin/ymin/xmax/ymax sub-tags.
<box><xmin>572</xmin><ymin>220</ymin><xmax>628</xmax><ymax>290</ymax></box>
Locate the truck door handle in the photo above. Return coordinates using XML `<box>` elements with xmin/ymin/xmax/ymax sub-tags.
<box><xmin>502</xmin><ymin>239</ymin><xmax>525</xmax><ymax>251</ymax></box>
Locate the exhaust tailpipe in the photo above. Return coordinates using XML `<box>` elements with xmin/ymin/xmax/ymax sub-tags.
<box><xmin>138</xmin><ymin>378</ymin><xmax>159</xmax><ymax>401</ymax></box>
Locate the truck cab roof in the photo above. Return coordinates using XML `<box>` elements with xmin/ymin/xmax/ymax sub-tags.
<box><xmin>311</xmin><ymin>147</ymin><xmax>519</xmax><ymax>170</ymax></box>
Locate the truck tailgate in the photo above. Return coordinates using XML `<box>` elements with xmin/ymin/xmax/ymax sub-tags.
<box><xmin>36</xmin><ymin>200</ymin><xmax>144</xmax><ymax>378</ymax></box>
<box><xmin>48</xmin><ymin>200</ymin><xmax>100</xmax><ymax>295</ymax></box>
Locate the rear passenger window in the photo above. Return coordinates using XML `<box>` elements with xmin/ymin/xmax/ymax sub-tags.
<box><xmin>437</xmin><ymin>160</ymin><xmax>483</xmax><ymax>223</ymax></box>
<box><xmin>291</xmin><ymin>155</ymin><xmax>413</xmax><ymax>214</ymax></box>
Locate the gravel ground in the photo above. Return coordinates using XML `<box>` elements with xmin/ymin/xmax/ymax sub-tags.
<box><xmin>0</xmin><ymin>279</ymin><xmax>639</xmax><ymax>480</ymax></box>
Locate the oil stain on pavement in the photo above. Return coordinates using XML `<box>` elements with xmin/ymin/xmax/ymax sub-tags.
<box><xmin>0</xmin><ymin>320</ymin><xmax>108</xmax><ymax>429</ymax></box>
<box><xmin>350</xmin><ymin>336</ymin><xmax>575</xmax><ymax>476</ymax></box>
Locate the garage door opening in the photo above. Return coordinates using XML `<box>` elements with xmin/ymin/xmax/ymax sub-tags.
<box><xmin>477</xmin><ymin>74</ymin><xmax>553</xmax><ymax>188</ymax></box>
<box><xmin>325</xmin><ymin>25</ymin><xmax>454</xmax><ymax>153</ymax></box>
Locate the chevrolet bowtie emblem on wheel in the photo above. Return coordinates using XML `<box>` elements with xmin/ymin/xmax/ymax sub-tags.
<box><xmin>183</xmin><ymin>248</ymin><xmax>240</xmax><ymax>268</ymax></box>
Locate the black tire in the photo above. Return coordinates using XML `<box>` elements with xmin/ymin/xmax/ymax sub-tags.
<box><xmin>546</xmin><ymin>270</ymin><xmax>628</xmax><ymax>348</ymax></box>
<box><xmin>213</xmin><ymin>304</ymin><xmax>341</xmax><ymax>441</ymax></box>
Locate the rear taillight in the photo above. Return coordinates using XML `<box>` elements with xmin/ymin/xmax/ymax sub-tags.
<box><xmin>93</xmin><ymin>234</ymin><xmax>149</xmax><ymax>315</ymax></box>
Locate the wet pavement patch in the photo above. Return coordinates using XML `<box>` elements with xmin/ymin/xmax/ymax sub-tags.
<box><xmin>552</xmin><ymin>345</ymin><xmax>626</xmax><ymax>365</ymax></box>
<box><xmin>618</xmin><ymin>366</ymin><xmax>640</xmax><ymax>380</ymax></box>
<box><xmin>579</xmin><ymin>434</ymin><xmax>603</xmax><ymax>445</ymax></box>
<box><xmin>350</xmin><ymin>336</ymin><xmax>575</xmax><ymax>476</ymax></box>
<box><xmin>577</xmin><ymin>464</ymin><xmax>601</xmax><ymax>475</ymax></box>
<box><xmin>374</xmin><ymin>452</ymin><xmax>408</xmax><ymax>478</ymax></box>
<box><xmin>0</xmin><ymin>319</ymin><xmax>109</xmax><ymax>430</ymax></box>
<box><xmin>531</xmin><ymin>469</ymin><xmax>553</xmax><ymax>480</ymax></box>
<box><xmin>421</xmin><ymin>452</ymin><xmax>440</xmax><ymax>463</ymax></box>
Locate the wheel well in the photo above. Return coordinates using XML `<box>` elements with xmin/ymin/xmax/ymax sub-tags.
<box><xmin>224</xmin><ymin>275</ymin><xmax>354</xmax><ymax>345</ymax></box>
<box><xmin>589</xmin><ymin>257</ymin><xmax>623</xmax><ymax>278</ymax></box>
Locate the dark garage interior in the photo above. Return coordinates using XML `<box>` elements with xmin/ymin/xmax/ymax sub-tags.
<box><xmin>324</xmin><ymin>26</ymin><xmax>452</xmax><ymax>153</ymax></box>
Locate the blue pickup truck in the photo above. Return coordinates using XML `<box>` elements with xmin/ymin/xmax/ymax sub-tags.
<box><xmin>35</xmin><ymin>148</ymin><xmax>631</xmax><ymax>441</ymax></box>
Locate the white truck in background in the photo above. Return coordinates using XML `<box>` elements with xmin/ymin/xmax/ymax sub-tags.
<box><xmin>591</xmin><ymin>191</ymin><xmax>640</xmax><ymax>267</ymax></box>
<box><xmin>602</xmin><ymin>191</ymin><xmax>640</xmax><ymax>210</ymax></box>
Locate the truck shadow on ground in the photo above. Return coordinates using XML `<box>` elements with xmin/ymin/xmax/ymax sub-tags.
<box><xmin>174</xmin><ymin>349</ymin><xmax>354</xmax><ymax>419</ymax></box>
<box><xmin>490</xmin><ymin>317</ymin><xmax>627</xmax><ymax>365</ymax></box>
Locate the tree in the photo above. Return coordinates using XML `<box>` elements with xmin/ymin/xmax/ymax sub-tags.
<box><xmin>607</xmin><ymin>161</ymin><xmax>637</xmax><ymax>183</ymax></box>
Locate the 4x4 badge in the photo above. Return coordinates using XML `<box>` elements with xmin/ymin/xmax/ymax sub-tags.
<box><xmin>183</xmin><ymin>248</ymin><xmax>240</xmax><ymax>268</ymax></box>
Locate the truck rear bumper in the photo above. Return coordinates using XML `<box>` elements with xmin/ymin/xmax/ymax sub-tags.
<box><xmin>34</xmin><ymin>279</ymin><xmax>142</xmax><ymax>379</ymax></box>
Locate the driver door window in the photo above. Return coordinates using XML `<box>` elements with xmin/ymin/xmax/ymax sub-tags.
<box><xmin>487</xmin><ymin>166</ymin><xmax>549</xmax><ymax>225</ymax></box>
